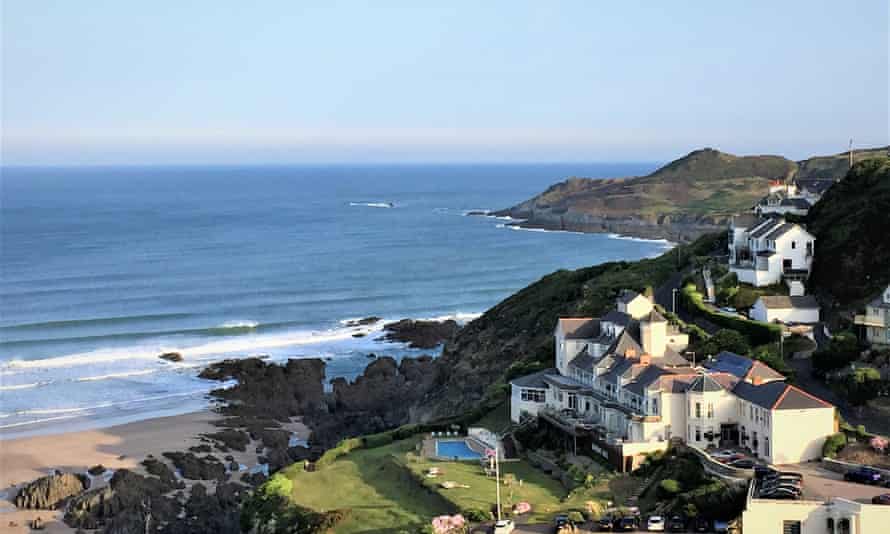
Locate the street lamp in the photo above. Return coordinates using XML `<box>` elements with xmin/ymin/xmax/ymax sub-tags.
<box><xmin>672</xmin><ymin>288</ymin><xmax>678</xmax><ymax>314</ymax></box>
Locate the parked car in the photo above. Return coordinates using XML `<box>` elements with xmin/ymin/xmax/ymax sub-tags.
<box><xmin>597</xmin><ymin>515</ymin><xmax>614</xmax><ymax>531</ymax></box>
<box><xmin>759</xmin><ymin>486</ymin><xmax>802</xmax><ymax>500</ymax></box>
<box><xmin>617</xmin><ymin>516</ymin><xmax>639</xmax><ymax>531</ymax></box>
<box><xmin>692</xmin><ymin>517</ymin><xmax>711</xmax><ymax>532</ymax></box>
<box><xmin>872</xmin><ymin>493</ymin><xmax>890</xmax><ymax>505</ymax></box>
<box><xmin>844</xmin><ymin>466</ymin><xmax>883</xmax><ymax>485</ymax></box>
<box><xmin>714</xmin><ymin>519</ymin><xmax>730</xmax><ymax>533</ymax></box>
<box><xmin>754</xmin><ymin>465</ymin><xmax>777</xmax><ymax>479</ymax></box>
<box><xmin>646</xmin><ymin>515</ymin><xmax>665</xmax><ymax>531</ymax></box>
<box><xmin>667</xmin><ymin>515</ymin><xmax>687</xmax><ymax>532</ymax></box>
<box><xmin>492</xmin><ymin>519</ymin><xmax>515</xmax><ymax>534</ymax></box>
<box><xmin>729</xmin><ymin>458</ymin><xmax>756</xmax><ymax>469</ymax></box>
<box><xmin>553</xmin><ymin>514</ymin><xmax>577</xmax><ymax>533</ymax></box>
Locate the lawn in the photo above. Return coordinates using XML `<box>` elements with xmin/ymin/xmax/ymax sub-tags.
<box><xmin>280</xmin><ymin>437</ymin><xmax>452</xmax><ymax>534</ymax></box>
<box><xmin>280</xmin><ymin>434</ymin><xmax>609</xmax><ymax>531</ymax></box>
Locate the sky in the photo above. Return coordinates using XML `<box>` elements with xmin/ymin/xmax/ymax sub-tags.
<box><xmin>2</xmin><ymin>1</ymin><xmax>888</xmax><ymax>165</ymax></box>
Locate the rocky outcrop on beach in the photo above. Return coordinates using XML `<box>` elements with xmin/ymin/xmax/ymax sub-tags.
<box><xmin>381</xmin><ymin>318</ymin><xmax>460</xmax><ymax>348</ymax></box>
<box><xmin>14</xmin><ymin>471</ymin><xmax>88</xmax><ymax>510</ymax></box>
<box><xmin>159</xmin><ymin>351</ymin><xmax>183</xmax><ymax>362</ymax></box>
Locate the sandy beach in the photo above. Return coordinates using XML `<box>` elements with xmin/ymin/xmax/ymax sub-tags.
<box><xmin>0</xmin><ymin>411</ymin><xmax>309</xmax><ymax>533</ymax></box>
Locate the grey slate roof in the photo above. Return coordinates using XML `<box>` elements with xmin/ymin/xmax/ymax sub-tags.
<box><xmin>510</xmin><ymin>368</ymin><xmax>557</xmax><ymax>388</ymax></box>
<box><xmin>606</xmin><ymin>327</ymin><xmax>645</xmax><ymax>358</ymax></box>
<box><xmin>764</xmin><ymin>222</ymin><xmax>797</xmax><ymax>241</ymax></box>
<box><xmin>758</xmin><ymin>295</ymin><xmax>820</xmax><ymax>309</ymax></box>
<box><xmin>569</xmin><ymin>349</ymin><xmax>597</xmax><ymax>372</ymax></box>
<box><xmin>643</xmin><ymin>309</ymin><xmax>667</xmax><ymax>323</ymax></box>
<box><xmin>868</xmin><ymin>291</ymin><xmax>890</xmax><ymax>310</ymax></box>
<box><xmin>617</xmin><ymin>289</ymin><xmax>642</xmax><ymax>304</ymax></box>
<box><xmin>781</xmin><ymin>198</ymin><xmax>811</xmax><ymax>209</ymax></box>
<box><xmin>732</xmin><ymin>381</ymin><xmax>831</xmax><ymax>410</ymax></box>
<box><xmin>688</xmin><ymin>373</ymin><xmax>725</xmax><ymax>393</ymax></box>
<box><xmin>602</xmin><ymin>310</ymin><xmax>633</xmax><ymax>327</ymax></box>
<box><xmin>660</xmin><ymin>346</ymin><xmax>692</xmax><ymax>367</ymax></box>
<box><xmin>732</xmin><ymin>214</ymin><xmax>762</xmax><ymax>229</ymax></box>
<box><xmin>750</xmin><ymin>219</ymin><xmax>782</xmax><ymax>239</ymax></box>
<box><xmin>623</xmin><ymin>366</ymin><xmax>669</xmax><ymax>396</ymax></box>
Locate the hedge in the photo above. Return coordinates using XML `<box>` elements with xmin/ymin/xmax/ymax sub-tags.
<box><xmin>822</xmin><ymin>432</ymin><xmax>847</xmax><ymax>458</ymax></box>
<box><xmin>680</xmin><ymin>284</ymin><xmax>781</xmax><ymax>345</ymax></box>
<box><xmin>315</xmin><ymin>437</ymin><xmax>364</xmax><ymax>468</ymax></box>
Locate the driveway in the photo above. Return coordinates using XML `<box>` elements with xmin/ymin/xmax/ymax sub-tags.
<box><xmin>776</xmin><ymin>462</ymin><xmax>889</xmax><ymax>503</ymax></box>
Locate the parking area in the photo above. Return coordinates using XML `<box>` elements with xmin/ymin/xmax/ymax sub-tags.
<box><xmin>776</xmin><ymin>462</ymin><xmax>890</xmax><ymax>503</ymax></box>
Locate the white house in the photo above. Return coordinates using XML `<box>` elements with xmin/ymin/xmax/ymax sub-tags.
<box><xmin>510</xmin><ymin>291</ymin><xmax>836</xmax><ymax>471</ymax></box>
<box><xmin>742</xmin><ymin>483</ymin><xmax>890</xmax><ymax>534</ymax></box>
<box><xmin>728</xmin><ymin>217</ymin><xmax>816</xmax><ymax>287</ymax></box>
<box><xmin>754</xmin><ymin>180</ymin><xmax>815</xmax><ymax>217</ymax></box>
<box><xmin>750</xmin><ymin>295</ymin><xmax>820</xmax><ymax>325</ymax></box>
<box><xmin>854</xmin><ymin>285</ymin><xmax>890</xmax><ymax>347</ymax></box>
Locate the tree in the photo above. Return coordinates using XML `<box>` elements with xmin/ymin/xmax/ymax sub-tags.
<box><xmin>732</xmin><ymin>287</ymin><xmax>759</xmax><ymax>310</ymax></box>
<box><xmin>846</xmin><ymin>367</ymin><xmax>882</xmax><ymax>407</ymax></box>
<box><xmin>696</xmin><ymin>329</ymin><xmax>751</xmax><ymax>358</ymax></box>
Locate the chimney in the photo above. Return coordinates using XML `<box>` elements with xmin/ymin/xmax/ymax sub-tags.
<box><xmin>625</xmin><ymin>348</ymin><xmax>637</xmax><ymax>360</ymax></box>
<box><xmin>640</xmin><ymin>354</ymin><xmax>652</xmax><ymax>366</ymax></box>
<box><xmin>752</xmin><ymin>375</ymin><xmax>763</xmax><ymax>386</ymax></box>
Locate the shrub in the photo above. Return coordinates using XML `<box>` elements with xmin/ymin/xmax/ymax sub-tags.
<box><xmin>680</xmin><ymin>285</ymin><xmax>781</xmax><ymax>345</ymax></box>
<box><xmin>845</xmin><ymin>367</ymin><xmax>882</xmax><ymax>407</ymax></box>
<box><xmin>732</xmin><ymin>287</ymin><xmax>759</xmax><ymax>311</ymax></box>
<box><xmin>693</xmin><ymin>329</ymin><xmax>750</xmax><ymax>357</ymax></box>
<box><xmin>316</xmin><ymin>437</ymin><xmax>363</xmax><ymax>467</ymax></box>
<box><xmin>362</xmin><ymin>432</ymin><xmax>394</xmax><ymax>449</ymax></box>
<box><xmin>822</xmin><ymin>432</ymin><xmax>847</xmax><ymax>458</ymax></box>
<box><xmin>567</xmin><ymin>511</ymin><xmax>585</xmax><ymax>524</ymax></box>
<box><xmin>659</xmin><ymin>479</ymin><xmax>681</xmax><ymax>497</ymax></box>
<box><xmin>462</xmin><ymin>508</ymin><xmax>490</xmax><ymax>522</ymax></box>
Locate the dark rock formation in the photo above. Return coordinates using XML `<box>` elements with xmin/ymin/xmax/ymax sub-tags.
<box><xmin>203</xmin><ymin>429</ymin><xmax>250</xmax><ymax>452</ymax></box>
<box><xmin>381</xmin><ymin>318</ymin><xmax>459</xmax><ymax>348</ymax></box>
<box><xmin>88</xmin><ymin>465</ymin><xmax>106</xmax><ymax>476</ymax></box>
<box><xmin>159</xmin><ymin>352</ymin><xmax>183</xmax><ymax>362</ymax></box>
<box><xmin>161</xmin><ymin>452</ymin><xmax>226</xmax><ymax>481</ymax></box>
<box><xmin>15</xmin><ymin>472</ymin><xmax>88</xmax><ymax>510</ymax></box>
<box><xmin>65</xmin><ymin>469</ymin><xmax>177</xmax><ymax>531</ymax></box>
<box><xmin>342</xmin><ymin>316</ymin><xmax>381</xmax><ymax>327</ymax></box>
<box><xmin>140</xmin><ymin>458</ymin><xmax>182</xmax><ymax>489</ymax></box>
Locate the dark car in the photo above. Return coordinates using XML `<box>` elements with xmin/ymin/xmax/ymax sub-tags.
<box><xmin>729</xmin><ymin>458</ymin><xmax>756</xmax><ymax>469</ymax></box>
<box><xmin>872</xmin><ymin>493</ymin><xmax>890</xmax><ymax>505</ymax></box>
<box><xmin>553</xmin><ymin>514</ymin><xmax>576</xmax><ymax>533</ymax></box>
<box><xmin>667</xmin><ymin>515</ymin><xmax>687</xmax><ymax>532</ymax></box>
<box><xmin>617</xmin><ymin>516</ymin><xmax>639</xmax><ymax>531</ymax></box>
<box><xmin>693</xmin><ymin>517</ymin><xmax>711</xmax><ymax>532</ymax></box>
<box><xmin>597</xmin><ymin>516</ymin><xmax>614</xmax><ymax>531</ymax></box>
<box><xmin>844</xmin><ymin>466</ymin><xmax>883</xmax><ymax>485</ymax></box>
<box><xmin>754</xmin><ymin>465</ymin><xmax>777</xmax><ymax>479</ymax></box>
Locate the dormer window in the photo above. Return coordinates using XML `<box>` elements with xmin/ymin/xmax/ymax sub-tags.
<box><xmin>791</xmin><ymin>241</ymin><xmax>796</xmax><ymax>249</ymax></box>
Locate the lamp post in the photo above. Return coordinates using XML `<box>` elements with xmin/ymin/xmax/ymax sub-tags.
<box><xmin>672</xmin><ymin>288</ymin><xmax>678</xmax><ymax>314</ymax></box>
<box><xmin>685</xmin><ymin>351</ymin><xmax>696</xmax><ymax>368</ymax></box>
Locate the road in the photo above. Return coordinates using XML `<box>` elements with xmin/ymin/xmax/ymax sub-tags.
<box><xmin>654</xmin><ymin>271</ymin><xmax>719</xmax><ymax>335</ymax></box>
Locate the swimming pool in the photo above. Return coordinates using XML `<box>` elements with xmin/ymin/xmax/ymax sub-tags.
<box><xmin>435</xmin><ymin>439</ymin><xmax>483</xmax><ymax>460</ymax></box>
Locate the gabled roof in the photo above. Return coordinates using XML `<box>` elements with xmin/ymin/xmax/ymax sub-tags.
<box><xmin>732</xmin><ymin>214</ymin><xmax>761</xmax><ymax>229</ymax></box>
<box><xmin>688</xmin><ymin>373</ymin><xmax>725</xmax><ymax>393</ymax></box>
<box><xmin>623</xmin><ymin>366</ymin><xmax>670</xmax><ymax>396</ymax></box>
<box><xmin>606</xmin><ymin>328</ymin><xmax>645</xmax><ymax>358</ymax></box>
<box><xmin>655</xmin><ymin>373</ymin><xmax>699</xmax><ymax>393</ymax></box>
<box><xmin>732</xmin><ymin>380</ymin><xmax>833</xmax><ymax>410</ymax></box>
<box><xmin>569</xmin><ymin>349</ymin><xmax>597</xmax><ymax>372</ymax></box>
<box><xmin>642</xmin><ymin>309</ymin><xmax>667</xmax><ymax>323</ymax></box>
<box><xmin>558</xmin><ymin>318</ymin><xmax>602</xmax><ymax>339</ymax></box>
<box><xmin>868</xmin><ymin>288</ymin><xmax>890</xmax><ymax>309</ymax></box>
<box><xmin>780</xmin><ymin>198</ymin><xmax>811</xmax><ymax>209</ymax></box>
<box><xmin>745</xmin><ymin>360</ymin><xmax>786</xmax><ymax>383</ymax></box>
<box><xmin>757</xmin><ymin>295</ymin><xmax>820</xmax><ymax>310</ymax></box>
<box><xmin>705</xmin><ymin>351</ymin><xmax>785</xmax><ymax>383</ymax></box>
<box><xmin>763</xmin><ymin>222</ymin><xmax>798</xmax><ymax>241</ymax></box>
<box><xmin>510</xmin><ymin>368</ymin><xmax>557</xmax><ymax>388</ymax></box>
<box><xmin>660</xmin><ymin>346</ymin><xmax>692</xmax><ymax>367</ymax></box>
<box><xmin>750</xmin><ymin>219</ymin><xmax>783</xmax><ymax>239</ymax></box>
<box><xmin>602</xmin><ymin>310</ymin><xmax>633</xmax><ymax>327</ymax></box>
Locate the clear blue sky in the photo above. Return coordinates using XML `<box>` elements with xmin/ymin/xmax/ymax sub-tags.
<box><xmin>2</xmin><ymin>1</ymin><xmax>888</xmax><ymax>165</ymax></box>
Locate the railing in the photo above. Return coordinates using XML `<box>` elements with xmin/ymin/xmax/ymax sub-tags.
<box><xmin>854</xmin><ymin>314</ymin><xmax>886</xmax><ymax>327</ymax></box>
<box><xmin>539</xmin><ymin>407</ymin><xmax>601</xmax><ymax>430</ymax></box>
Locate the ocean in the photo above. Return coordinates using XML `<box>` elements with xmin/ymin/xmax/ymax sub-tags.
<box><xmin>0</xmin><ymin>163</ymin><xmax>669</xmax><ymax>437</ymax></box>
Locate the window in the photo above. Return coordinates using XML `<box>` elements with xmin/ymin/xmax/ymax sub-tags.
<box><xmin>707</xmin><ymin>403</ymin><xmax>714</xmax><ymax>418</ymax></box>
<box><xmin>695</xmin><ymin>427</ymin><xmax>701</xmax><ymax>441</ymax></box>
<box><xmin>750</xmin><ymin>405</ymin><xmax>754</xmax><ymax>419</ymax></box>
<box><xmin>652</xmin><ymin>398</ymin><xmax>658</xmax><ymax>415</ymax></box>
<box><xmin>765</xmin><ymin>436</ymin><xmax>770</xmax><ymax>457</ymax></box>
<box><xmin>782</xmin><ymin>520</ymin><xmax>801</xmax><ymax>534</ymax></box>
<box><xmin>520</xmin><ymin>389</ymin><xmax>545</xmax><ymax>403</ymax></box>
<box><xmin>791</xmin><ymin>241</ymin><xmax>796</xmax><ymax>249</ymax></box>
<box><xmin>695</xmin><ymin>402</ymin><xmax>702</xmax><ymax>418</ymax></box>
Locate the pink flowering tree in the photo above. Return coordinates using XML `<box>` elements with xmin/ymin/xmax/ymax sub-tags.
<box><xmin>431</xmin><ymin>514</ymin><xmax>467</xmax><ymax>534</ymax></box>
<box><xmin>871</xmin><ymin>436</ymin><xmax>889</xmax><ymax>454</ymax></box>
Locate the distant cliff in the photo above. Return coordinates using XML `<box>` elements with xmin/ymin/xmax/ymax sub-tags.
<box><xmin>493</xmin><ymin>147</ymin><xmax>889</xmax><ymax>242</ymax></box>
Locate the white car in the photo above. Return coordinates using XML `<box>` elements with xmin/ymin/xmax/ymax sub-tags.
<box><xmin>492</xmin><ymin>519</ymin><xmax>515</xmax><ymax>534</ymax></box>
<box><xmin>647</xmin><ymin>515</ymin><xmax>665</xmax><ymax>531</ymax></box>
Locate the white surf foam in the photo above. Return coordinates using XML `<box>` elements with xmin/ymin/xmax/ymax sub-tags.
<box><xmin>607</xmin><ymin>233</ymin><xmax>676</xmax><ymax>247</ymax></box>
<box><xmin>217</xmin><ymin>320</ymin><xmax>259</xmax><ymax>329</ymax></box>
<box><xmin>349</xmin><ymin>202</ymin><xmax>394</xmax><ymax>208</ymax></box>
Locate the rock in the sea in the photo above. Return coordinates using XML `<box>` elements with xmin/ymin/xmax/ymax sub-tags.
<box><xmin>15</xmin><ymin>472</ymin><xmax>88</xmax><ymax>510</ymax></box>
<box><xmin>352</xmin><ymin>332</ymin><xmax>366</xmax><ymax>338</ymax></box>
<box><xmin>343</xmin><ymin>316</ymin><xmax>381</xmax><ymax>327</ymax></box>
<box><xmin>381</xmin><ymin>318</ymin><xmax>460</xmax><ymax>348</ymax></box>
<box><xmin>464</xmin><ymin>210</ymin><xmax>490</xmax><ymax>216</ymax></box>
<box><xmin>87</xmin><ymin>465</ymin><xmax>106</xmax><ymax>476</ymax></box>
<box><xmin>159</xmin><ymin>351</ymin><xmax>183</xmax><ymax>362</ymax></box>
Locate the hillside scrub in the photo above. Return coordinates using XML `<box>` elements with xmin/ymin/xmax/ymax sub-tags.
<box><xmin>680</xmin><ymin>284</ymin><xmax>782</xmax><ymax>346</ymax></box>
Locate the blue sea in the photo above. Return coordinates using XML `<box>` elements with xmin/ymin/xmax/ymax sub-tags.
<box><xmin>0</xmin><ymin>163</ymin><xmax>668</xmax><ymax>437</ymax></box>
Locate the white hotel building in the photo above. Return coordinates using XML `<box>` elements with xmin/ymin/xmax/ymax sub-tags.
<box><xmin>510</xmin><ymin>291</ymin><xmax>835</xmax><ymax>471</ymax></box>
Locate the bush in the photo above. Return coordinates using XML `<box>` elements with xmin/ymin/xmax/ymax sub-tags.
<box><xmin>462</xmin><ymin>508</ymin><xmax>490</xmax><ymax>522</ymax></box>
<box><xmin>812</xmin><ymin>333</ymin><xmax>861</xmax><ymax>374</ymax></box>
<box><xmin>693</xmin><ymin>329</ymin><xmax>751</xmax><ymax>357</ymax></box>
<box><xmin>362</xmin><ymin>432</ymin><xmax>394</xmax><ymax>449</ymax></box>
<box><xmin>659</xmin><ymin>479</ymin><xmax>681</xmax><ymax>497</ymax></box>
<box><xmin>316</xmin><ymin>437</ymin><xmax>364</xmax><ymax>467</ymax></box>
<box><xmin>567</xmin><ymin>511</ymin><xmax>585</xmax><ymax>524</ymax></box>
<box><xmin>822</xmin><ymin>432</ymin><xmax>847</xmax><ymax>458</ymax></box>
<box><xmin>680</xmin><ymin>285</ymin><xmax>781</xmax><ymax>345</ymax></box>
<box><xmin>732</xmin><ymin>287</ymin><xmax>759</xmax><ymax>311</ymax></box>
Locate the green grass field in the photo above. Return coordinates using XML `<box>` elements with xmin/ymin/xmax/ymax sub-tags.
<box><xmin>280</xmin><ymin>435</ymin><xmax>609</xmax><ymax>532</ymax></box>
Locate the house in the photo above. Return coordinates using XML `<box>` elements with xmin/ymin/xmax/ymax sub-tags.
<box><xmin>728</xmin><ymin>216</ymin><xmax>816</xmax><ymax>287</ymax></box>
<box><xmin>753</xmin><ymin>180</ymin><xmax>816</xmax><ymax>217</ymax></box>
<box><xmin>854</xmin><ymin>285</ymin><xmax>890</xmax><ymax>347</ymax></box>
<box><xmin>510</xmin><ymin>292</ymin><xmax>836</xmax><ymax>471</ymax></box>
<box><xmin>750</xmin><ymin>295</ymin><xmax>820</xmax><ymax>325</ymax></box>
<box><xmin>742</xmin><ymin>495</ymin><xmax>890</xmax><ymax>534</ymax></box>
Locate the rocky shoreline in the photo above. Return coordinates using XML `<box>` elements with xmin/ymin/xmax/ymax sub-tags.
<box><xmin>5</xmin><ymin>317</ymin><xmax>459</xmax><ymax>533</ymax></box>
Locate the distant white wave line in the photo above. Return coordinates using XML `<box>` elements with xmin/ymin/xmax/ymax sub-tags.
<box><xmin>502</xmin><ymin>225</ymin><xmax>587</xmax><ymax>235</ymax></box>
<box><xmin>417</xmin><ymin>312</ymin><xmax>482</xmax><ymax>324</ymax></box>
<box><xmin>349</xmin><ymin>202</ymin><xmax>393</xmax><ymax>208</ymax></box>
<box><xmin>0</xmin><ymin>380</ymin><xmax>53</xmax><ymax>391</ymax></box>
<box><xmin>607</xmin><ymin>233</ymin><xmax>676</xmax><ymax>247</ymax></box>
<box><xmin>217</xmin><ymin>320</ymin><xmax>259</xmax><ymax>329</ymax></box>
<box><xmin>0</xmin><ymin>413</ymin><xmax>82</xmax><ymax>429</ymax></box>
<box><xmin>76</xmin><ymin>369</ymin><xmax>157</xmax><ymax>382</ymax></box>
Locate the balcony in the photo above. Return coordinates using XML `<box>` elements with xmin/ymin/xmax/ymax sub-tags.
<box><xmin>539</xmin><ymin>407</ymin><xmax>603</xmax><ymax>436</ymax></box>
<box><xmin>855</xmin><ymin>314</ymin><xmax>887</xmax><ymax>328</ymax></box>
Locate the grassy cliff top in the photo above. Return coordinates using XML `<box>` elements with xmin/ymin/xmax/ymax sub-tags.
<box><xmin>503</xmin><ymin>147</ymin><xmax>888</xmax><ymax>220</ymax></box>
